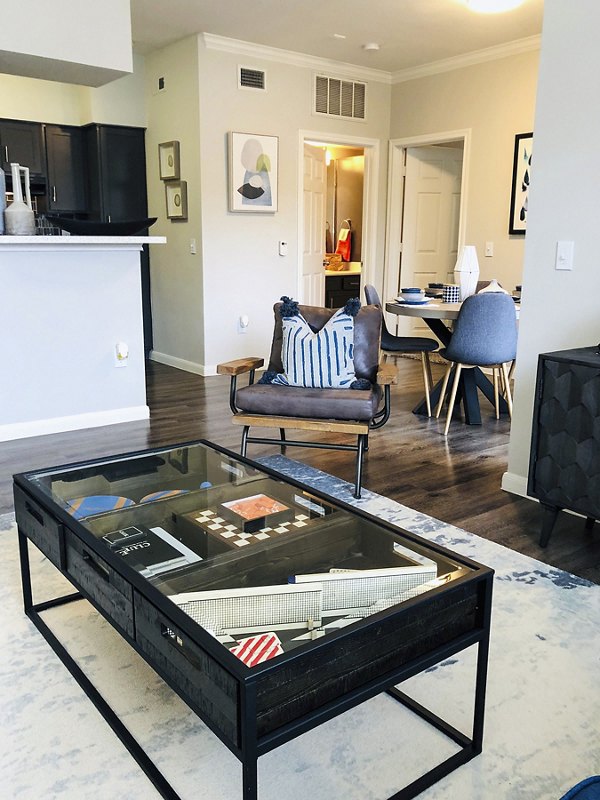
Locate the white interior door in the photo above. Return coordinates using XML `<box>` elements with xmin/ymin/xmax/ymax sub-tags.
<box><xmin>301</xmin><ymin>143</ymin><xmax>326</xmax><ymax>305</ymax></box>
<box><xmin>398</xmin><ymin>145</ymin><xmax>463</xmax><ymax>334</ymax></box>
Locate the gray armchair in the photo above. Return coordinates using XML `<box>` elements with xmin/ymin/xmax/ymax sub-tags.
<box><xmin>217</xmin><ymin>300</ymin><xmax>396</xmax><ymax>498</ymax></box>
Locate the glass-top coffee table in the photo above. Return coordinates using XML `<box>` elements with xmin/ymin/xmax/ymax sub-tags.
<box><xmin>14</xmin><ymin>439</ymin><xmax>493</xmax><ymax>800</ymax></box>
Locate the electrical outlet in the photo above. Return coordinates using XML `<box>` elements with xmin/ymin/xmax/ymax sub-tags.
<box><xmin>115</xmin><ymin>342</ymin><xmax>129</xmax><ymax>367</ymax></box>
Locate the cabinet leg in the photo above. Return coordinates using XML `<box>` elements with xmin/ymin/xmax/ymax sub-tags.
<box><xmin>584</xmin><ymin>517</ymin><xmax>596</xmax><ymax>532</ymax></box>
<box><xmin>539</xmin><ymin>504</ymin><xmax>560</xmax><ymax>547</ymax></box>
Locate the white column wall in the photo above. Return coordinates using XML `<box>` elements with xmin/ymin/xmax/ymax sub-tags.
<box><xmin>503</xmin><ymin>0</ymin><xmax>600</xmax><ymax>494</ymax></box>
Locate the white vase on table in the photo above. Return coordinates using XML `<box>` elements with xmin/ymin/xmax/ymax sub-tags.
<box><xmin>453</xmin><ymin>245</ymin><xmax>480</xmax><ymax>301</ymax></box>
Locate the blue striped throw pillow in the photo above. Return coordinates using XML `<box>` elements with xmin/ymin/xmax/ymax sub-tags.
<box><xmin>272</xmin><ymin>307</ymin><xmax>357</xmax><ymax>388</ymax></box>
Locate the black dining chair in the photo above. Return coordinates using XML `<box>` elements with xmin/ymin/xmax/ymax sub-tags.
<box><xmin>364</xmin><ymin>284</ymin><xmax>439</xmax><ymax>416</ymax></box>
<box><xmin>435</xmin><ymin>292</ymin><xmax>518</xmax><ymax>435</ymax></box>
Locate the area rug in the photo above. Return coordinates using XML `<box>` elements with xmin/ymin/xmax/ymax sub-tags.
<box><xmin>1</xmin><ymin>457</ymin><xmax>598</xmax><ymax>800</ymax></box>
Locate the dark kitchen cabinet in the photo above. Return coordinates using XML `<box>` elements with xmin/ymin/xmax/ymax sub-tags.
<box><xmin>44</xmin><ymin>125</ymin><xmax>87</xmax><ymax>213</ymax></box>
<box><xmin>0</xmin><ymin>119</ymin><xmax>45</xmax><ymax>177</ymax></box>
<box><xmin>325</xmin><ymin>273</ymin><xmax>361</xmax><ymax>308</ymax></box>
<box><xmin>528</xmin><ymin>347</ymin><xmax>600</xmax><ymax>546</ymax></box>
<box><xmin>84</xmin><ymin>124</ymin><xmax>152</xmax><ymax>354</ymax></box>
<box><xmin>84</xmin><ymin>124</ymin><xmax>148</xmax><ymax>221</ymax></box>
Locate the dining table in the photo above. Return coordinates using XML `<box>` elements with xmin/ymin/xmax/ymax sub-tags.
<box><xmin>385</xmin><ymin>297</ymin><xmax>520</xmax><ymax>425</ymax></box>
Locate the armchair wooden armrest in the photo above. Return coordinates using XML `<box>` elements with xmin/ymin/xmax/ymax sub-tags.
<box><xmin>377</xmin><ymin>361</ymin><xmax>398</xmax><ymax>385</ymax></box>
<box><xmin>217</xmin><ymin>357</ymin><xmax>264</xmax><ymax>376</ymax></box>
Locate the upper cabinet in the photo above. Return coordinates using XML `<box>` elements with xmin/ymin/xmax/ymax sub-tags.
<box><xmin>44</xmin><ymin>125</ymin><xmax>87</xmax><ymax>213</ymax></box>
<box><xmin>0</xmin><ymin>119</ymin><xmax>45</xmax><ymax>175</ymax></box>
<box><xmin>84</xmin><ymin>124</ymin><xmax>148</xmax><ymax>222</ymax></box>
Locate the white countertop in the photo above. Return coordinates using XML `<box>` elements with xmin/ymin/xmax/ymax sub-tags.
<box><xmin>0</xmin><ymin>235</ymin><xmax>166</xmax><ymax>246</ymax></box>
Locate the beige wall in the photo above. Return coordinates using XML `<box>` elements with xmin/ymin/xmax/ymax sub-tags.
<box><xmin>390</xmin><ymin>50</ymin><xmax>539</xmax><ymax>293</ymax></box>
<box><xmin>144</xmin><ymin>37</ymin><xmax>205</xmax><ymax>372</ymax></box>
<box><xmin>196</xmin><ymin>37</ymin><xmax>391</xmax><ymax>371</ymax></box>
<box><xmin>0</xmin><ymin>55</ymin><xmax>146</xmax><ymax>126</ymax></box>
<box><xmin>504</xmin><ymin>0</ymin><xmax>600</xmax><ymax>495</ymax></box>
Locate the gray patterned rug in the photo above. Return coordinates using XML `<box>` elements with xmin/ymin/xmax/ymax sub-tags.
<box><xmin>1</xmin><ymin>457</ymin><xmax>598</xmax><ymax>800</ymax></box>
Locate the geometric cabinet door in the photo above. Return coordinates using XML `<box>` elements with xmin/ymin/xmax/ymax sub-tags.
<box><xmin>527</xmin><ymin>346</ymin><xmax>600</xmax><ymax>546</ymax></box>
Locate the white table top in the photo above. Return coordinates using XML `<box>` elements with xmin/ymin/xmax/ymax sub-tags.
<box><xmin>386</xmin><ymin>299</ymin><xmax>520</xmax><ymax>321</ymax></box>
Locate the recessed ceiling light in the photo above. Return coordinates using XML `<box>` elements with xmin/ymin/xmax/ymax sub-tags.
<box><xmin>363</xmin><ymin>42</ymin><xmax>380</xmax><ymax>51</ymax></box>
<box><xmin>333</xmin><ymin>33</ymin><xmax>346</xmax><ymax>40</ymax></box>
<box><xmin>465</xmin><ymin>0</ymin><xmax>525</xmax><ymax>12</ymax></box>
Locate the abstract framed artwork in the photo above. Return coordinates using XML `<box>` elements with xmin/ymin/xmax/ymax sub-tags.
<box><xmin>158</xmin><ymin>141</ymin><xmax>180</xmax><ymax>181</ymax></box>
<box><xmin>228</xmin><ymin>132</ymin><xmax>278</xmax><ymax>213</ymax></box>
<box><xmin>509</xmin><ymin>132</ymin><xmax>533</xmax><ymax>235</ymax></box>
<box><xmin>165</xmin><ymin>180</ymin><xmax>188</xmax><ymax>220</ymax></box>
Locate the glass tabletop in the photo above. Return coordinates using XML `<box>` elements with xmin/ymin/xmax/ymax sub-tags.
<box><xmin>26</xmin><ymin>441</ymin><xmax>473</xmax><ymax>667</ymax></box>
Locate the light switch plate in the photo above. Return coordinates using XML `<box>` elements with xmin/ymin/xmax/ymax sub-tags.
<box><xmin>555</xmin><ymin>240</ymin><xmax>574</xmax><ymax>270</ymax></box>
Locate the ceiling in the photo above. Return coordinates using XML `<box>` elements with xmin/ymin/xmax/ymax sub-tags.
<box><xmin>130</xmin><ymin>0</ymin><xmax>544</xmax><ymax>74</ymax></box>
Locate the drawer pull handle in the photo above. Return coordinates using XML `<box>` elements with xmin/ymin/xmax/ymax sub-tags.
<box><xmin>82</xmin><ymin>550</ymin><xmax>110</xmax><ymax>581</ymax></box>
<box><xmin>25</xmin><ymin>501</ymin><xmax>44</xmax><ymax>526</ymax></box>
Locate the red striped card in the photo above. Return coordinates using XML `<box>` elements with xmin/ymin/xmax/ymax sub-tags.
<box><xmin>230</xmin><ymin>632</ymin><xmax>283</xmax><ymax>667</ymax></box>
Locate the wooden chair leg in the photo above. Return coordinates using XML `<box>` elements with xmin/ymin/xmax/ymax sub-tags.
<box><xmin>435</xmin><ymin>363</ymin><xmax>453</xmax><ymax>419</ymax></box>
<box><xmin>420</xmin><ymin>352</ymin><xmax>432</xmax><ymax>417</ymax></box>
<box><xmin>493</xmin><ymin>367</ymin><xmax>500</xmax><ymax>419</ymax></box>
<box><xmin>500</xmin><ymin>361</ymin><xmax>513</xmax><ymax>417</ymax></box>
<box><xmin>443</xmin><ymin>363</ymin><xmax>463</xmax><ymax>436</ymax></box>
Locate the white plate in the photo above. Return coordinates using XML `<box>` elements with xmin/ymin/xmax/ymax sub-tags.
<box><xmin>395</xmin><ymin>298</ymin><xmax>430</xmax><ymax>305</ymax></box>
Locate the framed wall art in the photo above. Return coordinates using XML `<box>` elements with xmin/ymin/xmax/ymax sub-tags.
<box><xmin>165</xmin><ymin>180</ymin><xmax>188</xmax><ymax>220</ymax></box>
<box><xmin>509</xmin><ymin>132</ymin><xmax>533</xmax><ymax>235</ymax></box>
<box><xmin>158</xmin><ymin>140</ymin><xmax>180</xmax><ymax>181</ymax></box>
<box><xmin>228</xmin><ymin>131</ymin><xmax>278</xmax><ymax>213</ymax></box>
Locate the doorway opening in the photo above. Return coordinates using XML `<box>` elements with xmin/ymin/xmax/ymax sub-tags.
<box><xmin>384</xmin><ymin>130</ymin><xmax>470</xmax><ymax>337</ymax></box>
<box><xmin>299</xmin><ymin>131</ymin><xmax>381</xmax><ymax>308</ymax></box>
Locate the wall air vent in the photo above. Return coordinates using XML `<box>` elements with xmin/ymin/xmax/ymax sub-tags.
<box><xmin>239</xmin><ymin>66</ymin><xmax>266</xmax><ymax>91</ymax></box>
<box><xmin>314</xmin><ymin>75</ymin><xmax>366</xmax><ymax>120</ymax></box>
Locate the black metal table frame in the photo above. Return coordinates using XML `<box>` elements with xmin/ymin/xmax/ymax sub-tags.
<box><xmin>15</xmin><ymin>444</ymin><xmax>493</xmax><ymax>800</ymax></box>
<box><xmin>415</xmin><ymin>317</ymin><xmax>510</xmax><ymax>425</ymax></box>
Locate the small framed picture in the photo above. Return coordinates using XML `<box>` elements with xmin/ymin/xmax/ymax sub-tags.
<box><xmin>165</xmin><ymin>181</ymin><xmax>188</xmax><ymax>220</ymax></box>
<box><xmin>158</xmin><ymin>140</ymin><xmax>180</xmax><ymax>180</ymax></box>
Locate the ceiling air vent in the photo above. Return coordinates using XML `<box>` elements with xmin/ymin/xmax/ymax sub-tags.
<box><xmin>239</xmin><ymin>66</ymin><xmax>266</xmax><ymax>91</ymax></box>
<box><xmin>314</xmin><ymin>75</ymin><xmax>366</xmax><ymax>120</ymax></box>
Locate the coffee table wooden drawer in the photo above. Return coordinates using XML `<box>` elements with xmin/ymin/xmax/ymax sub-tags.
<box><xmin>134</xmin><ymin>591</ymin><xmax>240</xmax><ymax>749</ymax></box>
<box><xmin>65</xmin><ymin>530</ymin><xmax>134</xmax><ymax>638</ymax></box>
<box><xmin>14</xmin><ymin>485</ymin><xmax>63</xmax><ymax>568</ymax></box>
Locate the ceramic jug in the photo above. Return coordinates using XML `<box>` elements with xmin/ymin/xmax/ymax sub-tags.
<box><xmin>4</xmin><ymin>163</ymin><xmax>35</xmax><ymax>235</ymax></box>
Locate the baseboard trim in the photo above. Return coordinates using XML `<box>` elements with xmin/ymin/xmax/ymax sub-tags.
<box><xmin>150</xmin><ymin>350</ymin><xmax>217</xmax><ymax>377</ymax></box>
<box><xmin>501</xmin><ymin>471</ymin><xmax>529</xmax><ymax>498</ymax></box>
<box><xmin>0</xmin><ymin>405</ymin><xmax>150</xmax><ymax>443</ymax></box>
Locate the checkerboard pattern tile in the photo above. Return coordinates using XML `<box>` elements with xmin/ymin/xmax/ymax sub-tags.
<box><xmin>193</xmin><ymin>508</ymin><xmax>310</xmax><ymax>549</ymax></box>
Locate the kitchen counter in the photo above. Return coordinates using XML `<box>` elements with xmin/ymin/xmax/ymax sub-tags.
<box><xmin>324</xmin><ymin>262</ymin><xmax>362</xmax><ymax>277</ymax></box>
<box><xmin>1</xmin><ymin>235</ymin><xmax>165</xmax><ymax>442</ymax></box>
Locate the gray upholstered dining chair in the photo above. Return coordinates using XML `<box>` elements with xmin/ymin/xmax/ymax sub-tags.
<box><xmin>435</xmin><ymin>292</ymin><xmax>518</xmax><ymax>435</ymax></box>
<box><xmin>364</xmin><ymin>284</ymin><xmax>439</xmax><ymax>416</ymax></box>
<box><xmin>217</xmin><ymin>298</ymin><xmax>397</xmax><ymax>498</ymax></box>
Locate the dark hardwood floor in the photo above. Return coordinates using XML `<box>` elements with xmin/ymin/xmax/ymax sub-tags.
<box><xmin>3</xmin><ymin>359</ymin><xmax>599</xmax><ymax>583</ymax></box>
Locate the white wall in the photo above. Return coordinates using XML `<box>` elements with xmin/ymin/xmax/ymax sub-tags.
<box><xmin>144</xmin><ymin>37</ymin><xmax>205</xmax><ymax>373</ymax></box>
<box><xmin>390</xmin><ymin>50</ymin><xmax>539</xmax><ymax>293</ymax></box>
<box><xmin>0</xmin><ymin>0</ymin><xmax>132</xmax><ymax>86</ymax></box>
<box><xmin>503</xmin><ymin>0</ymin><xmax>600</xmax><ymax>495</ymax></box>
<box><xmin>197</xmin><ymin>37</ymin><xmax>391</xmax><ymax>372</ymax></box>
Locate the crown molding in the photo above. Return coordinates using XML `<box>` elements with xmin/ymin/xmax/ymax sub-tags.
<box><xmin>391</xmin><ymin>35</ymin><xmax>541</xmax><ymax>84</ymax></box>
<box><xmin>202</xmin><ymin>33</ymin><xmax>393</xmax><ymax>84</ymax></box>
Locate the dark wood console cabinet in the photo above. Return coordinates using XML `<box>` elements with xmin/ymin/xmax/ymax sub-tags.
<box><xmin>527</xmin><ymin>346</ymin><xmax>600</xmax><ymax>546</ymax></box>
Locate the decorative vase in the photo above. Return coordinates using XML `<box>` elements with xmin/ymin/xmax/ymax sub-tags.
<box><xmin>454</xmin><ymin>245</ymin><xmax>480</xmax><ymax>300</ymax></box>
<box><xmin>4</xmin><ymin>163</ymin><xmax>35</xmax><ymax>235</ymax></box>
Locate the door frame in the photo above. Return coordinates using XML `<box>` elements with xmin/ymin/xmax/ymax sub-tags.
<box><xmin>298</xmin><ymin>130</ymin><xmax>381</xmax><ymax>302</ymax></box>
<box><xmin>383</xmin><ymin>129</ymin><xmax>471</xmax><ymax>320</ymax></box>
